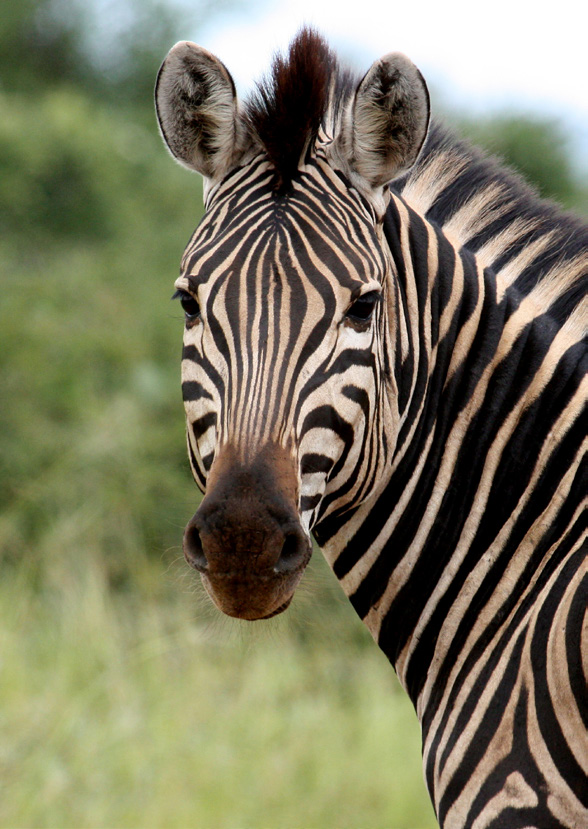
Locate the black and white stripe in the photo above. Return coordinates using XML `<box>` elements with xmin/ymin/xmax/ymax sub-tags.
<box><xmin>318</xmin><ymin>169</ymin><xmax>587</xmax><ymax>826</ymax></box>
<box><xmin>157</xmin><ymin>29</ymin><xmax>587</xmax><ymax>828</ymax></box>
<box><xmin>177</xmin><ymin>152</ymin><xmax>393</xmax><ymax>535</ymax></box>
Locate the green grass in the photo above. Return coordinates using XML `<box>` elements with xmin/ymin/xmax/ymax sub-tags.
<box><xmin>0</xmin><ymin>558</ymin><xmax>437</xmax><ymax>829</ymax></box>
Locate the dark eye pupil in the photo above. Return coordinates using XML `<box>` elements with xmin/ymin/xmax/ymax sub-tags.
<box><xmin>347</xmin><ymin>291</ymin><xmax>379</xmax><ymax>322</ymax></box>
<box><xmin>181</xmin><ymin>295</ymin><xmax>200</xmax><ymax>318</ymax></box>
<box><xmin>173</xmin><ymin>289</ymin><xmax>200</xmax><ymax>320</ymax></box>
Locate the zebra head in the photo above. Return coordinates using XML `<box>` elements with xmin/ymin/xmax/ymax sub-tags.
<box><xmin>156</xmin><ymin>29</ymin><xmax>429</xmax><ymax>620</ymax></box>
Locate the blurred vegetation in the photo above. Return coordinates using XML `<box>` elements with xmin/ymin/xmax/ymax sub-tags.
<box><xmin>0</xmin><ymin>569</ymin><xmax>436</xmax><ymax>828</ymax></box>
<box><xmin>0</xmin><ymin>2</ymin><xmax>586</xmax><ymax>826</ymax></box>
<box><xmin>458</xmin><ymin>112</ymin><xmax>588</xmax><ymax>215</ymax></box>
<box><xmin>0</xmin><ymin>0</ymin><xmax>203</xmax><ymax>594</ymax></box>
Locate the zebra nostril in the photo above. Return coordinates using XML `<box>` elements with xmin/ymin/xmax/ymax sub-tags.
<box><xmin>275</xmin><ymin>530</ymin><xmax>310</xmax><ymax>574</ymax></box>
<box><xmin>183</xmin><ymin>523</ymin><xmax>208</xmax><ymax>572</ymax></box>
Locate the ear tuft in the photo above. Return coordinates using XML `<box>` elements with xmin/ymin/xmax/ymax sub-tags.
<box><xmin>349</xmin><ymin>53</ymin><xmax>430</xmax><ymax>188</ymax></box>
<box><xmin>155</xmin><ymin>41</ymin><xmax>240</xmax><ymax>180</ymax></box>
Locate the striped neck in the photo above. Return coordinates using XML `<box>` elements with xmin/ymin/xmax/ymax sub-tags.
<box><xmin>315</xmin><ymin>190</ymin><xmax>585</xmax><ymax>708</ymax></box>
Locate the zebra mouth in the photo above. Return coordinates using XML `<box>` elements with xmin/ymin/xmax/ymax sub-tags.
<box><xmin>257</xmin><ymin>596</ymin><xmax>294</xmax><ymax>619</ymax></box>
<box><xmin>199</xmin><ymin>568</ymin><xmax>303</xmax><ymax>621</ymax></box>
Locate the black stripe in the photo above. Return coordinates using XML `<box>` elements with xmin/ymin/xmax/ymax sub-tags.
<box><xmin>191</xmin><ymin>412</ymin><xmax>216</xmax><ymax>441</ymax></box>
<box><xmin>435</xmin><ymin>629</ymin><xmax>526</xmax><ymax>823</ymax></box>
<box><xmin>402</xmin><ymin>342</ymin><xmax>586</xmax><ymax>702</ymax></box>
<box><xmin>187</xmin><ymin>436</ymin><xmax>206</xmax><ymax>491</ymax></box>
<box><xmin>182</xmin><ymin>346</ymin><xmax>225</xmax><ymax>401</ymax></box>
<box><xmin>300</xmin><ymin>494</ymin><xmax>322</xmax><ymax>512</ymax></box>
<box><xmin>201</xmin><ymin>451</ymin><xmax>214</xmax><ymax>472</ymax></box>
<box><xmin>424</xmin><ymin>480</ymin><xmax>587</xmax><ymax>798</ymax></box>
<box><xmin>462</xmin><ymin>687</ymin><xmax>559</xmax><ymax>829</ymax></box>
<box><xmin>182</xmin><ymin>381</ymin><xmax>212</xmax><ymax>401</ymax></box>
<box><xmin>530</xmin><ymin>543</ymin><xmax>588</xmax><ymax>808</ymax></box>
<box><xmin>566</xmin><ymin>557</ymin><xmax>588</xmax><ymax>732</ymax></box>
<box><xmin>300</xmin><ymin>404</ymin><xmax>353</xmax><ymax>443</ymax></box>
<box><xmin>373</xmin><ymin>308</ymin><xmax>561</xmax><ymax>689</ymax></box>
<box><xmin>301</xmin><ymin>453</ymin><xmax>333</xmax><ymax>474</ymax></box>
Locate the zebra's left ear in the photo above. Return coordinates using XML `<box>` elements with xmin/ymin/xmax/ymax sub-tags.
<box><xmin>155</xmin><ymin>41</ymin><xmax>243</xmax><ymax>180</ymax></box>
<box><xmin>341</xmin><ymin>53</ymin><xmax>430</xmax><ymax>190</ymax></box>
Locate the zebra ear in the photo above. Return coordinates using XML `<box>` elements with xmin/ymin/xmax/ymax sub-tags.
<box><xmin>155</xmin><ymin>41</ymin><xmax>241</xmax><ymax>180</ymax></box>
<box><xmin>346</xmin><ymin>53</ymin><xmax>430</xmax><ymax>189</ymax></box>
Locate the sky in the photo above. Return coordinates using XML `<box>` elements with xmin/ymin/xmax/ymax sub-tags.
<box><xmin>186</xmin><ymin>0</ymin><xmax>587</xmax><ymax>168</ymax></box>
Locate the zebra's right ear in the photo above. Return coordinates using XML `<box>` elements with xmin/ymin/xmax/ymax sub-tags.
<box><xmin>155</xmin><ymin>41</ymin><xmax>242</xmax><ymax>180</ymax></box>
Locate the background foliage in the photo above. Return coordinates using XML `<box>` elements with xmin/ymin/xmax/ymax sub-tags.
<box><xmin>1</xmin><ymin>2</ymin><xmax>586</xmax><ymax>826</ymax></box>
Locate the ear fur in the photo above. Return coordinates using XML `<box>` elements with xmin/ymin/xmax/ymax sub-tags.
<box><xmin>342</xmin><ymin>53</ymin><xmax>430</xmax><ymax>189</ymax></box>
<box><xmin>155</xmin><ymin>41</ymin><xmax>241</xmax><ymax>180</ymax></box>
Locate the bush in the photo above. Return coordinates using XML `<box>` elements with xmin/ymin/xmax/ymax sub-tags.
<box><xmin>0</xmin><ymin>88</ymin><xmax>204</xmax><ymax>591</ymax></box>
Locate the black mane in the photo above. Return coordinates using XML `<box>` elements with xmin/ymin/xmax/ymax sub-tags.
<box><xmin>245</xmin><ymin>27</ymin><xmax>357</xmax><ymax>193</ymax></box>
<box><xmin>395</xmin><ymin>122</ymin><xmax>588</xmax><ymax>327</ymax></box>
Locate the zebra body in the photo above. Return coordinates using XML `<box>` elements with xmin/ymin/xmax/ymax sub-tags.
<box><xmin>156</xmin><ymin>29</ymin><xmax>588</xmax><ymax>827</ymax></box>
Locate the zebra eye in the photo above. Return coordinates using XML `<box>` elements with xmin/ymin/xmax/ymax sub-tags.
<box><xmin>172</xmin><ymin>288</ymin><xmax>201</xmax><ymax>322</ymax></box>
<box><xmin>346</xmin><ymin>291</ymin><xmax>380</xmax><ymax>324</ymax></box>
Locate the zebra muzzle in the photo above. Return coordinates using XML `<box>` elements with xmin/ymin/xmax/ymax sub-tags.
<box><xmin>182</xmin><ymin>443</ymin><xmax>312</xmax><ymax>620</ymax></box>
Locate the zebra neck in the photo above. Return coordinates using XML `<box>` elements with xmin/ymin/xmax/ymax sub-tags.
<box><xmin>316</xmin><ymin>193</ymin><xmax>586</xmax><ymax>713</ymax></box>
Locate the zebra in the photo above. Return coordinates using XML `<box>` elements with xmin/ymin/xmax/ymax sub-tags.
<box><xmin>155</xmin><ymin>28</ymin><xmax>587</xmax><ymax>828</ymax></box>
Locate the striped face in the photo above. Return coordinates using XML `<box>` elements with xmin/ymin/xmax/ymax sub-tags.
<box><xmin>176</xmin><ymin>153</ymin><xmax>395</xmax><ymax>618</ymax></box>
<box><xmin>156</xmin><ymin>32</ymin><xmax>429</xmax><ymax>620</ymax></box>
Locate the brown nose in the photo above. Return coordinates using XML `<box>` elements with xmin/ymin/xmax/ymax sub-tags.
<box><xmin>184</xmin><ymin>499</ymin><xmax>310</xmax><ymax>575</ymax></box>
<box><xmin>183</xmin><ymin>443</ymin><xmax>312</xmax><ymax>619</ymax></box>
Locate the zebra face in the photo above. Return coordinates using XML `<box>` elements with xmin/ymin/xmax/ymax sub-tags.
<box><xmin>174</xmin><ymin>160</ymin><xmax>395</xmax><ymax>619</ymax></box>
<box><xmin>156</xmin><ymin>31</ymin><xmax>429</xmax><ymax>619</ymax></box>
